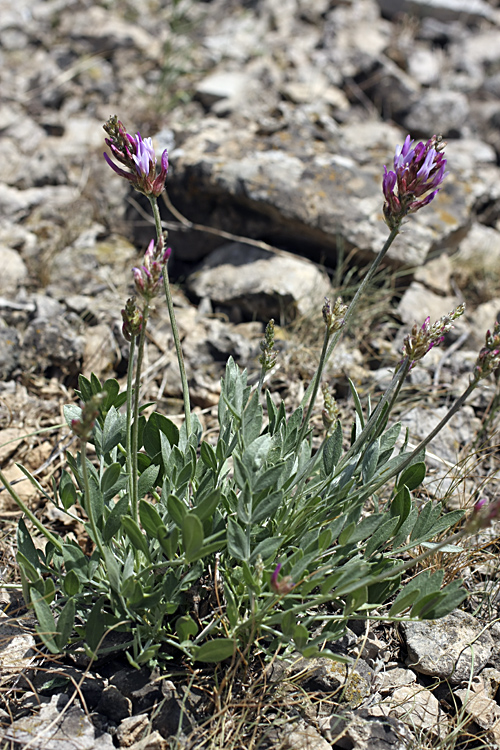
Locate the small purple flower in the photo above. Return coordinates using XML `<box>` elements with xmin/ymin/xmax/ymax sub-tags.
<box><xmin>467</xmin><ymin>497</ymin><xmax>500</xmax><ymax>533</ymax></box>
<box><xmin>103</xmin><ymin>116</ymin><xmax>168</xmax><ymax>197</ymax></box>
<box><xmin>383</xmin><ymin>134</ymin><xmax>448</xmax><ymax>229</ymax></box>
<box><xmin>270</xmin><ymin>563</ymin><xmax>295</xmax><ymax>595</ymax></box>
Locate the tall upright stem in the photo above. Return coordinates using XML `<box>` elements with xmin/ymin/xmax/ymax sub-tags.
<box><xmin>126</xmin><ymin>335</ymin><xmax>136</xmax><ymax>511</ymax></box>
<box><xmin>301</xmin><ymin>226</ymin><xmax>401</xmax><ymax>414</ymax></box>
<box><xmin>131</xmin><ymin>305</ymin><xmax>150</xmax><ymax>522</ymax></box>
<box><xmin>148</xmin><ymin>196</ymin><xmax>191</xmax><ymax>436</ymax></box>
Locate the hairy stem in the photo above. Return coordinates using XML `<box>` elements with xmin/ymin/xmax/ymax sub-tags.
<box><xmin>301</xmin><ymin>225</ymin><xmax>401</xmax><ymax>414</ymax></box>
<box><xmin>131</xmin><ymin>304</ymin><xmax>150</xmax><ymax>522</ymax></box>
<box><xmin>148</xmin><ymin>196</ymin><xmax>191</xmax><ymax>436</ymax></box>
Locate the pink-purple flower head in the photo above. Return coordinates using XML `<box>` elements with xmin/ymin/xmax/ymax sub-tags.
<box><xmin>132</xmin><ymin>239</ymin><xmax>171</xmax><ymax>301</ymax></box>
<box><xmin>383</xmin><ymin>134</ymin><xmax>448</xmax><ymax>229</ymax></box>
<box><xmin>103</xmin><ymin>115</ymin><xmax>168</xmax><ymax>197</ymax></box>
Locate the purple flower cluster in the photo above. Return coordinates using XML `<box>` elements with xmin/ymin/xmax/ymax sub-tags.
<box><xmin>383</xmin><ymin>134</ymin><xmax>448</xmax><ymax>229</ymax></box>
<box><xmin>103</xmin><ymin>116</ymin><xmax>168</xmax><ymax>197</ymax></box>
<box><xmin>133</xmin><ymin>239</ymin><xmax>171</xmax><ymax>302</ymax></box>
<box><xmin>401</xmin><ymin>303</ymin><xmax>466</xmax><ymax>370</ymax></box>
<box><xmin>473</xmin><ymin>321</ymin><xmax>500</xmax><ymax>383</ymax></box>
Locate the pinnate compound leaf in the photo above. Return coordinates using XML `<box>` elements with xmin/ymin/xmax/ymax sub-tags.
<box><xmin>63</xmin><ymin>570</ymin><xmax>80</xmax><ymax>597</ymax></box>
<box><xmin>139</xmin><ymin>499</ymin><xmax>163</xmax><ymax>538</ymax></box>
<box><xmin>100</xmin><ymin>462</ymin><xmax>121</xmax><ymax>495</ymax></box>
<box><xmin>167</xmin><ymin>494</ymin><xmax>187</xmax><ymax>527</ymax></box>
<box><xmin>86</xmin><ymin>595</ymin><xmax>106</xmax><ymax>652</ymax></box>
<box><xmin>176</xmin><ymin>614</ymin><xmax>198</xmax><ymax>642</ymax></box>
<box><xmin>158</xmin><ymin>525</ymin><xmax>178</xmax><ymax>559</ymax></box>
<box><xmin>193</xmin><ymin>487</ymin><xmax>221</xmax><ymax>522</ymax></box>
<box><xmin>348</xmin><ymin>379</ymin><xmax>365</xmax><ymax>427</ymax></box>
<box><xmin>102</xmin><ymin>407</ymin><xmax>124</xmax><ymax>455</ymax></box>
<box><xmin>293</xmin><ymin>624</ymin><xmax>309</xmax><ymax>651</ymax></box>
<box><xmin>121</xmin><ymin>516</ymin><xmax>151</xmax><ymax>560</ymax></box>
<box><xmin>31</xmin><ymin>590</ymin><xmax>59</xmax><ymax>653</ymax></box>
<box><xmin>195</xmin><ymin>638</ymin><xmax>235</xmax><ymax>663</ymax></box>
<box><xmin>102</xmin><ymin>495</ymin><xmax>130</xmax><ymax>543</ymax></box>
<box><xmin>416</xmin><ymin>580</ymin><xmax>467</xmax><ymax>619</ymax></box>
<box><xmin>252</xmin><ymin>491</ymin><xmax>282</xmax><ymax>524</ymax></box>
<box><xmin>322</xmin><ymin>421</ymin><xmax>343</xmax><ymax>476</ymax></box>
<box><xmin>138</xmin><ymin>464</ymin><xmax>160</xmax><ymax>499</ymax></box>
<box><xmin>59</xmin><ymin>470</ymin><xmax>77</xmax><ymax>510</ymax></box>
<box><xmin>200</xmin><ymin>441</ymin><xmax>218</xmax><ymax>472</ymax></box>
<box><xmin>227</xmin><ymin>519</ymin><xmax>250</xmax><ymax>561</ymax></box>
<box><xmin>143</xmin><ymin>412</ymin><xmax>180</xmax><ymax>459</ymax></box>
<box><xmin>362</xmin><ymin>439</ymin><xmax>380</xmax><ymax>483</ymax></box>
<box><xmin>17</xmin><ymin>519</ymin><xmax>40</xmax><ymax>572</ymax></box>
<box><xmin>56</xmin><ymin>598</ymin><xmax>75</xmax><ymax>650</ymax></box>
<box><xmin>364</xmin><ymin>517</ymin><xmax>399</xmax><ymax>558</ymax></box>
<box><xmin>397</xmin><ymin>462</ymin><xmax>426</xmax><ymax>492</ymax></box>
<box><xmin>182</xmin><ymin>514</ymin><xmax>204</xmax><ymax>563</ymax></box>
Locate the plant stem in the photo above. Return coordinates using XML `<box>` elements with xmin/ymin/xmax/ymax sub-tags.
<box><xmin>148</xmin><ymin>195</ymin><xmax>191</xmax><ymax>436</ymax></box>
<box><xmin>301</xmin><ymin>225</ymin><xmax>401</xmax><ymax>414</ymax></box>
<box><xmin>337</xmin><ymin>356</ymin><xmax>412</xmax><ymax>472</ymax></box>
<box><xmin>80</xmin><ymin>441</ymin><xmax>106</xmax><ymax>558</ymax></box>
<box><xmin>298</xmin><ymin>327</ymin><xmax>331</xmax><ymax>444</ymax></box>
<box><xmin>361</xmin><ymin>379</ymin><xmax>479</xmax><ymax>502</ymax></box>
<box><xmin>131</xmin><ymin>304</ymin><xmax>150</xmax><ymax>523</ymax></box>
<box><xmin>126</xmin><ymin>335</ymin><xmax>136</xmax><ymax>512</ymax></box>
<box><xmin>0</xmin><ymin>468</ymin><xmax>63</xmax><ymax>552</ymax></box>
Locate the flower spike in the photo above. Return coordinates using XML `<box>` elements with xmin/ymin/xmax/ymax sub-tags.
<box><xmin>103</xmin><ymin>116</ymin><xmax>168</xmax><ymax>197</ymax></box>
<box><xmin>383</xmin><ymin>134</ymin><xmax>448</xmax><ymax>229</ymax></box>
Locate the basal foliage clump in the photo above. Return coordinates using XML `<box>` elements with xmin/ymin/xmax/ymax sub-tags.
<box><xmin>3</xmin><ymin>121</ymin><xmax>500</xmax><ymax>668</ymax></box>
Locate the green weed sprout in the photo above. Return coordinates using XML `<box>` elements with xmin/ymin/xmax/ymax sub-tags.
<box><xmin>1</xmin><ymin>123</ymin><xmax>499</xmax><ymax>668</ymax></box>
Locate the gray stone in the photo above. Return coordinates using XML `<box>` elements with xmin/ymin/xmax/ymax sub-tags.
<box><xmin>402</xmin><ymin>610</ymin><xmax>494</xmax><ymax>684</ymax></box>
<box><xmin>22</xmin><ymin>316</ymin><xmax>85</xmax><ymax>376</ymax></box>
<box><xmin>376</xmin><ymin>685</ymin><xmax>449</xmax><ymax>739</ymax></box>
<box><xmin>0</xmin><ymin>327</ymin><xmax>20</xmax><ymax>380</ymax></box>
<box><xmin>0</xmin><ymin>245</ymin><xmax>27</xmax><ymax>295</ymax></box>
<box><xmin>375</xmin><ymin>0</ymin><xmax>497</xmax><ymax>24</ymax></box>
<box><xmin>403</xmin><ymin>90</ymin><xmax>470</xmax><ymax>138</ymax></box>
<box><xmin>170</xmin><ymin>118</ymin><xmax>479</xmax><ymax>268</ymax></box>
<box><xmin>187</xmin><ymin>242</ymin><xmax>330</xmax><ymax>321</ymax></box>
<box><xmin>2</xmin><ymin>694</ymin><xmax>114</xmax><ymax>750</ymax></box>
<box><xmin>282</xmin><ymin>719</ymin><xmax>333</xmax><ymax>750</ymax></box>
<box><xmin>397</xmin><ymin>282</ymin><xmax>460</xmax><ymax>327</ymax></box>
<box><xmin>320</xmin><ymin>709</ymin><xmax>413</xmax><ymax>750</ymax></box>
<box><xmin>97</xmin><ymin>685</ymin><xmax>132</xmax><ymax>723</ymax></box>
<box><xmin>195</xmin><ymin>71</ymin><xmax>249</xmax><ymax>107</ymax></box>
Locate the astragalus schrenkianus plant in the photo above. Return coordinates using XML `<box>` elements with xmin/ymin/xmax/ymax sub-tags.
<box><xmin>2</xmin><ymin>122</ymin><xmax>500</xmax><ymax>668</ymax></box>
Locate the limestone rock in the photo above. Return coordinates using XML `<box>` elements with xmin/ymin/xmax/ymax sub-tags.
<box><xmin>402</xmin><ymin>610</ymin><xmax>494</xmax><ymax>684</ymax></box>
<box><xmin>377</xmin><ymin>685</ymin><xmax>448</xmax><ymax>739</ymax></box>
<box><xmin>187</xmin><ymin>242</ymin><xmax>330</xmax><ymax>321</ymax></box>
<box><xmin>282</xmin><ymin>719</ymin><xmax>333</xmax><ymax>750</ymax></box>
<box><xmin>2</xmin><ymin>694</ymin><xmax>114</xmax><ymax>750</ymax></box>
<box><xmin>320</xmin><ymin>709</ymin><xmax>413</xmax><ymax>750</ymax></box>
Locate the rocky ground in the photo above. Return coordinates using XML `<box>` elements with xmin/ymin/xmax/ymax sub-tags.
<box><xmin>1</xmin><ymin>0</ymin><xmax>500</xmax><ymax>747</ymax></box>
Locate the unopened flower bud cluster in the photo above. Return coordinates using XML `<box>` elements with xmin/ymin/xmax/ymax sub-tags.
<box><xmin>472</xmin><ymin>321</ymin><xmax>500</xmax><ymax>383</ymax></box>
<box><xmin>322</xmin><ymin>383</ymin><xmax>339</xmax><ymax>431</ymax></box>
<box><xmin>259</xmin><ymin>319</ymin><xmax>279</xmax><ymax>373</ymax></box>
<box><xmin>402</xmin><ymin>303</ymin><xmax>466</xmax><ymax>369</ymax></box>
<box><xmin>323</xmin><ymin>297</ymin><xmax>348</xmax><ymax>336</ymax></box>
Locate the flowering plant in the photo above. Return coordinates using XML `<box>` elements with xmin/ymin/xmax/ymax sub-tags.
<box><xmin>2</xmin><ymin>126</ymin><xmax>498</xmax><ymax>666</ymax></box>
